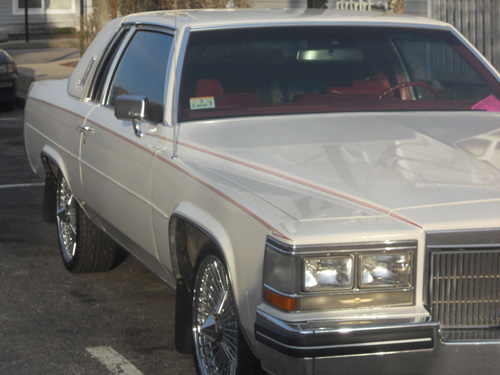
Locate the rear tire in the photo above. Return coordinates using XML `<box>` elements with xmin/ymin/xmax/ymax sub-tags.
<box><xmin>192</xmin><ymin>252</ymin><xmax>263</xmax><ymax>375</ymax></box>
<box><xmin>56</xmin><ymin>173</ymin><xmax>117</xmax><ymax>272</ymax></box>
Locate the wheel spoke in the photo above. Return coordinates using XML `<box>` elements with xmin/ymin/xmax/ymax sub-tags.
<box><xmin>216</xmin><ymin>289</ymin><xmax>229</xmax><ymax>315</ymax></box>
<box><xmin>222</xmin><ymin>327</ymin><xmax>238</xmax><ymax>340</ymax></box>
<box><xmin>220</xmin><ymin>338</ymin><xmax>237</xmax><ymax>362</ymax></box>
<box><xmin>200</xmin><ymin>290</ymin><xmax>217</xmax><ymax>310</ymax></box>
<box><xmin>228</xmin><ymin>355</ymin><xmax>237</xmax><ymax>375</ymax></box>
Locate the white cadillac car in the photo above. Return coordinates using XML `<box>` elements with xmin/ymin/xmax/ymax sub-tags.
<box><xmin>24</xmin><ymin>9</ymin><xmax>500</xmax><ymax>375</ymax></box>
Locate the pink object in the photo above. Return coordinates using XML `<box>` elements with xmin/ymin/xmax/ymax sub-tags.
<box><xmin>471</xmin><ymin>95</ymin><xmax>500</xmax><ymax>112</ymax></box>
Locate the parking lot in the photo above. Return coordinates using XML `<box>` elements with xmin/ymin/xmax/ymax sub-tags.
<box><xmin>0</xmin><ymin>106</ymin><xmax>195</xmax><ymax>374</ymax></box>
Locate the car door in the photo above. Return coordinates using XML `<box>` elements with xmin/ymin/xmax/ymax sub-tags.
<box><xmin>79</xmin><ymin>26</ymin><xmax>174</xmax><ymax>267</ymax></box>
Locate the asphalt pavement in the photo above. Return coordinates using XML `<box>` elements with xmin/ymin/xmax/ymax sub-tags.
<box><xmin>2</xmin><ymin>38</ymin><xmax>80</xmax><ymax>100</ymax></box>
<box><xmin>0</xmin><ymin>50</ymin><xmax>196</xmax><ymax>374</ymax></box>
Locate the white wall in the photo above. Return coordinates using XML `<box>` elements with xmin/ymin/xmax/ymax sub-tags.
<box><xmin>0</xmin><ymin>0</ymin><xmax>80</xmax><ymax>35</ymax></box>
<box><xmin>252</xmin><ymin>0</ymin><xmax>428</xmax><ymax>16</ymax></box>
<box><xmin>403</xmin><ymin>0</ymin><xmax>427</xmax><ymax>17</ymax></box>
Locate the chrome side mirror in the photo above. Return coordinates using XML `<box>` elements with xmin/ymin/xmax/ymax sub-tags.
<box><xmin>114</xmin><ymin>95</ymin><xmax>148</xmax><ymax>138</ymax></box>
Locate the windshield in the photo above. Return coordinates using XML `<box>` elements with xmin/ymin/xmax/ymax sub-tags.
<box><xmin>179</xmin><ymin>26</ymin><xmax>500</xmax><ymax>122</ymax></box>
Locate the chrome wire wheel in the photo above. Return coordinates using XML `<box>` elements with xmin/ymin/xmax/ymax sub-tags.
<box><xmin>56</xmin><ymin>174</ymin><xmax>77</xmax><ymax>264</ymax></box>
<box><xmin>193</xmin><ymin>255</ymin><xmax>239</xmax><ymax>375</ymax></box>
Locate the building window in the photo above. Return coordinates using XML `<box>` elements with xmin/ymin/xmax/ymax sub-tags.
<box><xmin>19</xmin><ymin>0</ymin><xmax>42</xmax><ymax>9</ymax></box>
<box><xmin>48</xmin><ymin>0</ymin><xmax>73</xmax><ymax>9</ymax></box>
<box><xmin>14</xmin><ymin>0</ymin><xmax>75</xmax><ymax>14</ymax></box>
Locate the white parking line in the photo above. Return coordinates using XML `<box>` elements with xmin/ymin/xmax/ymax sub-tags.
<box><xmin>0</xmin><ymin>183</ymin><xmax>44</xmax><ymax>190</ymax></box>
<box><xmin>87</xmin><ymin>347</ymin><xmax>144</xmax><ymax>375</ymax></box>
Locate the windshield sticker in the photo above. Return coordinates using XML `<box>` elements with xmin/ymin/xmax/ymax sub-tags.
<box><xmin>190</xmin><ymin>97</ymin><xmax>215</xmax><ymax>110</ymax></box>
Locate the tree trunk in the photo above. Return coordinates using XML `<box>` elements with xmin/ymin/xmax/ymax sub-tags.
<box><xmin>388</xmin><ymin>0</ymin><xmax>404</xmax><ymax>14</ymax></box>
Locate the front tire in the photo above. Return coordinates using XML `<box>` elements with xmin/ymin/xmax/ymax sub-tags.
<box><xmin>56</xmin><ymin>173</ymin><xmax>117</xmax><ymax>272</ymax></box>
<box><xmin>192</xmin><ymin>253</ymin><xmax>263</xmax><ymax>375</ymax></box>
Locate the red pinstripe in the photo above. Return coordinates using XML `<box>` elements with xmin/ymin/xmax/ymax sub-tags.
<box><xmin>29</xmin><ymin>97</ymin><xmax>291</xmax><ymax>239</ymax></box>
<box><xmin>147</xmin><ymin>134</ymin><xmax>422</xmax><ymax>229</ymax></box>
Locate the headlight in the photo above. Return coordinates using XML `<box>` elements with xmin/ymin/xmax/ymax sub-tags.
<box><xmin>0</xmin><ymin>63</ymin><xmax>15</xmax><ymax>73</ymax></box>
<box><xmin>263</xmin><ymin>237</ymin><xmax>416</xmax><ymax>312</ymax></box>
<box><xmin>303</xmin><ymin>255</ymin><xmax>353</xmax><ymax>291</ymax></box>
<box><xmin>360</xmin><ymin>252</ymin><xmax>412</xmax><ymax>288</ymax></box>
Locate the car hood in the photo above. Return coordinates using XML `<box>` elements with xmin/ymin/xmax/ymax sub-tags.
<box><xmin>0</xmin><ymin>49</ymin><xmax>14</xmax><ymax>64</ymax></box>
<box><xmin>181</xmin><ymin>111</ymin><xmax>500</xmax><ymax>232</ymax></box>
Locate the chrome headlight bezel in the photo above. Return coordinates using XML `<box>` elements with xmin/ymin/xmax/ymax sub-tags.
<box><xmin>263</xmin><ymin>237</ymin><xmax>417</xmax><ymax>312</ymax></box>
<box><xmin>302</xmin><ymin>255</ymin><xmax>355</xmax><ymax>291</ymax></box>
<box><xmin>359</xmin><ymin>251</ymin><xmax>412</xmax><ymax>289</ymax></box>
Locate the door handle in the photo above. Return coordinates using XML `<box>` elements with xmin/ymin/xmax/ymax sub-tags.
<box><xmin>77</xmin><ymin>125</ymin><xmax>95</xmax><ymax>134</ymax></box>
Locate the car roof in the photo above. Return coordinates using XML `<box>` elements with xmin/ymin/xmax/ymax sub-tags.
<box><xmin>122</xmin><ymin>8</ymin><xmax>449</xmax><ymax>31</ymax></box>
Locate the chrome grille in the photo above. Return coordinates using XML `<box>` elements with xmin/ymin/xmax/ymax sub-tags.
<box><xmin>440</xmin><ymin>327</ymin><xmax>500</xmax><ymax>341</ymax></box>
<box><xmin>429</xmin><ymin>249</ymin><xmax>500</xmax><ymax>340</ymax></box>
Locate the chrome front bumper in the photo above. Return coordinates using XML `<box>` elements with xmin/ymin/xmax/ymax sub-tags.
<box><xmin>255</xmin><ymin>310</ymin><xmax>500</xmax><ymax>375</ymax></box>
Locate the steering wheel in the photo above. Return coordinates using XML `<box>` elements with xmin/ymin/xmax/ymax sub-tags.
<box><xmin>378</xmin><ymin>82</ymin><xmax>441</xmax><ymax>100</ymax></box>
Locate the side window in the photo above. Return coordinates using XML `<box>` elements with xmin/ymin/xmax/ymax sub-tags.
<box><xmin>106</xmin><ymin>30</ymin><xmax>174</xmax><ymax>124</ymax></box>
<box><xmin>90</xmin><ymin>27</ymin><xmax>130</xmax><ymax>103</ymax></box>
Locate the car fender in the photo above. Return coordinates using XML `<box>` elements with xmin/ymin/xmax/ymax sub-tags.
<box><xmin>40</xmin><ymin>146</ymin><xmax>70</xmax><ymax>184</ymax></box>
<box><xmin>167</xmin><ymin>200</ymin><xmax>268</xmax><ymax>356</ymax></box>
<box><xmin>170</xmin><ymin>201</ymin><xmax>236</xmax><ymax>284</ymax></box>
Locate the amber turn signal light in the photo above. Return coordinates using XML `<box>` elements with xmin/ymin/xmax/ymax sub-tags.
<box><xmin>264</xmin><ymin>287</ymin><xmax>298</xmax><ymax>312</ymax></box>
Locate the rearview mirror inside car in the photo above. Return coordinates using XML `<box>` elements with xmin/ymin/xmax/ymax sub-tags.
<box><xmin>297</xmin><ymin>48</ymin><xmax>364</xmax><ymax>62</ymax></box>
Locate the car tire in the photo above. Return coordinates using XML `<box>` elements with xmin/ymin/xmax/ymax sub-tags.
<box><xmin>192</xmin><ymin>251</ymin><xmax>263</xmax><ymax>375</ymax></box>
<box><xmin>56</xmin><ymin>173</ymin><xmax>117</xmax><ymax>272</ymax></box>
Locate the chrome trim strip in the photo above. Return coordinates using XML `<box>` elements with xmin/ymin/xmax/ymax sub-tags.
<box><xmin>256</xmin><ymin>311</ymin><xmax>312</xmax><ymax>335</ymax></box>
<box><xmin>426</xmin><ymin>228</ymin><xmax>500</xmax><ymax>247</ymax></box>
<box><xmin>189</xmin><ymin>21</ymin><xmax>453</xmax><ymax>32</ymax></box>
<box><xmin>256</xmin><ymin>331</ymin><xmax>432</xmax><ymax>351</ymax></box>
<box><xmin>123</xmin><ymin>21</ymin><xmax>176</xmax><ymax>32</ymax></box>
<box><xmin>266</xmin><ymin>236</ymin><xmax>418</xmax><ymax>256</ymax></box>
<box><xmin>78</xmin><ymin>56</ymin><xmax>96</xmax><ymax>87</ymax></box>
<box><xmin>160</xmin><ymin>32</ymin><xmax>175</xmax><ymax>126</ymax></box>
<box><xmin>173</xmin><ymin>25</ymin><xmax>191</xmax><ymax>127</ymax></box>
<box><xmin>256</xmin><ymin>310</ymin><xmax>437</xmax><ymax>334</ymax></box>
<box><xmin>100</xmin><ymin>27</ymin><xmax>135</xmax><ymax>106</ymax></box>
<box><xmin>263</xmin><ymin>284</ymin><xmax>299</xmax><ymax>299</ymax></box>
